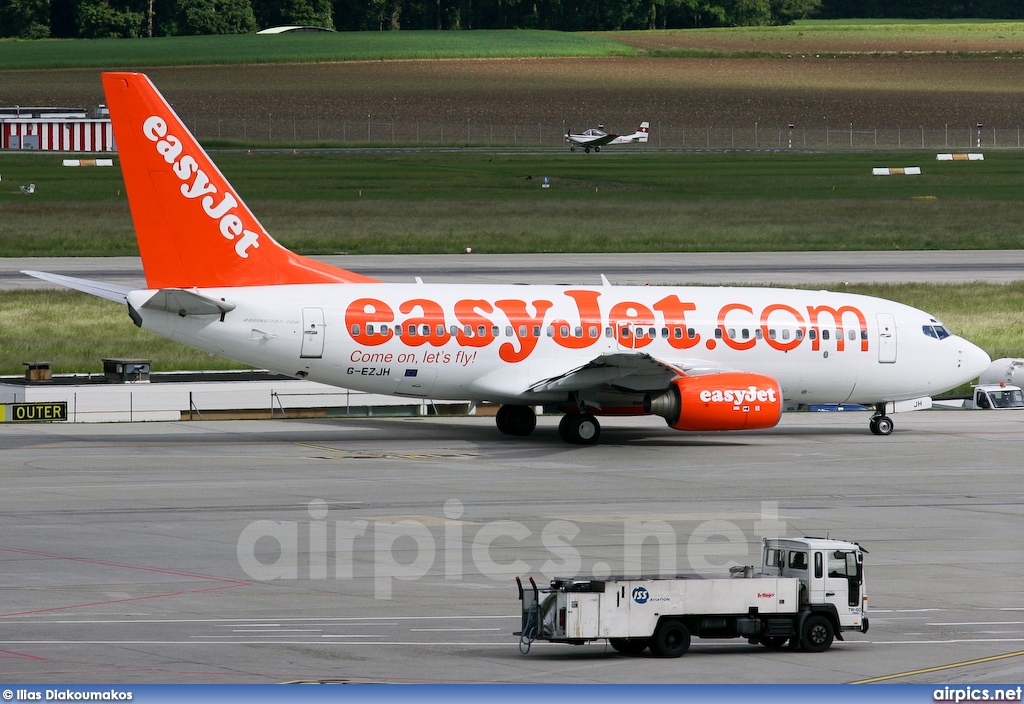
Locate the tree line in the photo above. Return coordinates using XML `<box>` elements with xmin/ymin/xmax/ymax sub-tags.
<box><xmin>1</xmin><ymin>0</ymin><xmax>1022</xmax><ymax>40</ymax></box>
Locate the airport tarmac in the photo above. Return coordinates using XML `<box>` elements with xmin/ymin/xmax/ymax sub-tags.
<box><xmin>1</xmin><ymin>411</ymin><xmax>1023</xmax><ymax>684</ymax></box>
<box><xmin>5</xmin><ymin>249</ymin><xmax>1024</xmax><ymax>290</ymax></box>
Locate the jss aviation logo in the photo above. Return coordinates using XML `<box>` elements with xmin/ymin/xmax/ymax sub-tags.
<box><xmin>632</xmin><ymin>587</ymin><xmax>650</xmax><ymax>604</ymax></box>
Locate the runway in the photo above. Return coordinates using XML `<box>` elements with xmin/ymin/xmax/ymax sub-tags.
<box><xmin>4</xmin><ymin>249</ymin><xmax>1024</xmax><ymax>290</ymax></box>
<box><xmin>2</xmin><ymin>411</ymin><xmax>1023</xmax><ymax>683</ymax></box>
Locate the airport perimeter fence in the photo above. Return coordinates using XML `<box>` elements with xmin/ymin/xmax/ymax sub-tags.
<box><xmin>183</xmin><ymin>115</ymin><xmax>1024</xmax><ymax>150</ymax></box>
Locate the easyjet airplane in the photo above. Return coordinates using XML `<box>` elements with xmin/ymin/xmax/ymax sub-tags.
<box><xmin>25</xmin><ymin>73</ymin><xmax>991</xmax><ymax>444</ymax></box>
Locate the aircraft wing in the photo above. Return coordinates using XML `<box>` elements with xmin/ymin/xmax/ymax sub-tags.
<box><xmin>526</xmin><ymin>352</ymin><xmax>734</xmax><ymax>395</ymax></box>
<box><xmin>22</xmin><ymin>270</ymin><xmax>134</xmax><ymax>304</ymax></box>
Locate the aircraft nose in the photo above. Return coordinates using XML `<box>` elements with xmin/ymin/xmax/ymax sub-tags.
<box><xmin>962</xmin><ymin>339</ymin><xmax>991</xmax><ymax>379</ymax></box>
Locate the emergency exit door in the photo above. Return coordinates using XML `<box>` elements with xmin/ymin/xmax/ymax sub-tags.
<box><xmin>300</xmin><ymin>308</ymin><xmax>325</xmax><ymax>358</ymax></box>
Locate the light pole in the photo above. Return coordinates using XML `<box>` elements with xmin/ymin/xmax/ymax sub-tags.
<box><xmin>977</xmin><ymin>123</ymin><xmax>983</xmax><ymax>149</ymax></box>
<box><xmin>788</xmin><ymin>124</ymin><xmax>794</xmax><ymax>149</ymax></box>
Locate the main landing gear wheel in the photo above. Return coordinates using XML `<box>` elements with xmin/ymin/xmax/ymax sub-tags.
<box><xmin>495</xmin><ymin>405</ymin><xmax>536</xmax><ymax>436</ymax></box>
<box><xmin>584</xmin><ymin>146</ymin><xmax>591</xmax><ymax>153</ymax></box>
<box><xmin>869</xmin><ymin>415</ymin><xmax>894</xmax><ymax>436</ymax></box>
<box><xmin>594</xmin><ymin>146</ymin><xmax>601</xmax><ymax>152</ymax></box>
<box><xmin>558</xmin><ymin>412</ymin><xmax>601</xmax><ymax>445</ymax></box>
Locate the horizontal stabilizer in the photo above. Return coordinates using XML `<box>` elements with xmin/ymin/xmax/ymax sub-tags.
<box><xmin>21</xmin><ymin>270</ymin><xmax>133</xmax><ymax>304</ymax></box>
<box><xmin>141</xmin><ymin>288</ymin><xmax>236</xmax><ymax>317</ymax></box>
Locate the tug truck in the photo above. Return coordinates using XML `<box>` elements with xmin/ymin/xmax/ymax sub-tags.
<box><xmin>515</xmin><ymin>537</ymin><xmax>867</xmax><ymax>657</ymax></box>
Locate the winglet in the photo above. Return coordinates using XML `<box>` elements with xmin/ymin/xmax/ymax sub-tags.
<box><xmin>102</xmin><ymin>72</ymin><xmax>378</xmax><ymax>289</ymax></box>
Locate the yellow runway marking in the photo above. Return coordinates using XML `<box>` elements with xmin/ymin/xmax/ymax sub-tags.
<box><xmin>851</xmin><ymin>649</ymin><xmax>1024</xmax><ymax>683</ymax></box>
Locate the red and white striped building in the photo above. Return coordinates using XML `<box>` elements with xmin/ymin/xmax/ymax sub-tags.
<box><xmin>2</xmin><ymin>115</ymin><xmax>115</xmax><ymax>152</ymax></box>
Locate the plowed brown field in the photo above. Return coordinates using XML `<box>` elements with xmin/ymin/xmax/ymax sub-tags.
<box><xmin>3</xmin><ymin>55</ymin><xmax>1023</xmax><ymax>128</ymax></box>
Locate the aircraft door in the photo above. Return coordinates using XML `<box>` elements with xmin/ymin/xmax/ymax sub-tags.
<box><xmin>876</xmin><ymin>313</ymin><xmax>896</xmax><ymax>364</ymax></box>
<box><xmin>300</xmin><ymin>307</ymin><xmax>325</xmax><ymax>359</ymax></box>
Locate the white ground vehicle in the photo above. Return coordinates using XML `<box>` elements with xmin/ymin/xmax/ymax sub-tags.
<box><xmin>935</xmin><ymin>383</ymin><xmax>1024</xmax><ymax>410</ymax></box>
<box><xmin>516</xmin><ymin>537</ymin><xmax>867</xmax><ymax>657</ymax></box>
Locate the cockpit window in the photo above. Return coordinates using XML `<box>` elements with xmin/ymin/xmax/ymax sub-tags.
<box><xmin>922</xmin><ymin>325</ymin><xmax>951</xmax><ymax>340</ymax></box>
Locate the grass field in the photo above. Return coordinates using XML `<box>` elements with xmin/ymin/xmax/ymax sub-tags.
<box><xmin>3</xmin><ymin>150</ymin><xmax>1024</xmax><ymax>257</ymax></box>
<box><xmin>2</xmin><ymin>22</ymin><xmax>1023</xmax><ymax>72</ymax></box>
<box><xmin>4</xmin><ymin>283</ymin><xmax>1022</xmax><ymax>377</ymax></box>
<box><xmin>608</xmin><ymin>19</ymin><xmax>1024</xmax><ymax>56</ymax></box>
<box><xmin>0</xmin><ymin>30</ymin><xmax>634</xmax><ymax>70</ymax></box>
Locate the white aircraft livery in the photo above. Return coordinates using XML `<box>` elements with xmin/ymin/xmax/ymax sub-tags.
<box><xmin>25</xmin><ymin>73</ymin><xmax>991</xmax><ymax>444</ymax></box>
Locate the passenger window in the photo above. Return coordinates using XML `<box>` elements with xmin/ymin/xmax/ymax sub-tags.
<box><xmin>688</xmin><ymin>328</ymin><xmax>696</xmax><ymax>339</ymax></box>
<box><xmin>477</xmin><ymin>325</ymin><xmax>486</xmax><ymax>337</ymax></box>
<box><xmin>366</xmin><ymin>324</ymin><xmax>374</xmax><ymax>335</ymax></box>
<box><xmin>519</xmin><ymin>325</ymin><xmax>527</xmax><ymax>337</ymax></box>
<box><xmin>782</xmin><ymin>329</ymin><xmax>790</xmax><ymax>340</ymax></box>
<box><xmin>648</xmin><ymin>327</ymin><xmax>656</xmax><ymax>338</ymax></box>
<box><xmin>408</xmin><ymin>324</ymin><xmax>417</xmax><ymax>336</ymax></box>
<box><xmin>533</xmin><ymin>326</ymin><xmax>541</xmax><ymax>338</ymax></box>
<box><xmin>590</xmin><ymin>326</ymin><xmax>598</xmax><ymax>338</ymax></box>
<box><xmin>769</xmin><ymin>329</ymin><xmax>777</xmax><ymax>340</ymax></box>
<box><xmin>547</xmin><ymin>326</ymin><xmax>555</xmax><ymax>337</ymax></box>
<box><xmin>808</xmin><ymin>329</ymin><xmax>816</xmax><ymax>340</ymax></box>
<box><xmin>436</xmin><ymin>324</ymin><xmax>444</xmax><ymax>336</ymax></box>
<box><xmin>492</xmin><ymin>326</ymin><xmax>499</xmax><ymax>337</ymax></box>
<box><xmin>506</xmin><ymin>326</ymin><xmax>514</xmax><ymax>337</ymax></box>
<box><xmin>351</xmin><ymin>324</ymin><xmax>360</xmax><ymax>335</ymax></box>
<box><xmin>395</xmin><ymin>325</ymin><xmax>403</xmax><ymax>336</ymax></box>
<box><xmin>673</xmin><ymin>328</ymin><xmax>682</xmax><ymax>339</ymax></box>
<box><xmin>605</xmin><ymin>327</ymin><xmax>613</xmax><ymax>338</ymax></box>
<box><xmin>560</xmin><ymin>325</ymin><xmax>569</xmax><ymax>337</ymax></box>
<box><xmin>662</xmin><ymin>327</ymin><xmax>670</xmax><ymax>339</ymax></box>
<box><xmin>822</xmin><ymin>329</ymin><xmax>830</xmax><ymax>340</ymax></box>
<box><xmin>636</xmin><ymin>328</ymin><xmax>645</xmax><ymax>339</ymax></box>
<box><xmin>449</xmin><ymin>325</ymin><xmax>459</xmax><ymax>336</ymax></box>
<box><xmin>755</xmin><ymin>329</ymin><xmax>763</xmax><ymax>339</ymax></box>
<box><xmin>575</xmin><ymin>326</ymin><xmax>583</xmax><ymax>338</ymax></box>
<box><xmin>741</xmin><ymin>328</ymin><xmax>750</xmax><ymax>340</ymax></box>
<box><xmin>421</xmin><ymin>324</ymin><xmax>430</xmax><ymax>336</ymax></box>
<box><xmin>715</xmin><ymin>328</ymin><xmax>723</xmax><ymax>339</ymax></box>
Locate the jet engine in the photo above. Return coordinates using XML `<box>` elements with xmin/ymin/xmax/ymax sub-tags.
<box><xmin>644</xmin><ymin>372</ymin><xmax>783</xmax><ymax>432</ymax></box>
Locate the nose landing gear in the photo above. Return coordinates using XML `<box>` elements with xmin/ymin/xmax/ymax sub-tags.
<box><xmin>869</xmin><ymin>404</ymin><xmax>894</xmax><ymax>436</ymax></box>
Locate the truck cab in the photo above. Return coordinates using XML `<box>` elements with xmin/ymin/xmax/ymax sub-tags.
<box><xmin>761</xmin><ymin>537</ymin><xmax>867</xmax><ymax>634</ymax></box>
<box><xmin>970</xmin><ymin>383</ymin><xmax>1024</xmax><ymax>410</ymax></box>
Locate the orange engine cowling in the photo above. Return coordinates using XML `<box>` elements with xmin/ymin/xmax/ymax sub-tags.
<box><xmin>644</xmin><ymin>372</ymin><xmax>783</xmax><ymax>432</ymax></box>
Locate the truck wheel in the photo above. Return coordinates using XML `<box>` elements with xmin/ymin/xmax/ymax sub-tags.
<box><xmin>800</xmin><ymin>615</ymin><xmax>834</xmax><ymax>653</ymax></box>
<box><xmin>760</xmin><ymin>636</ymin><xmax>789</xmax><ymax>650</ymax></box>
<box><xmin>651</xmin><ymin>619</ymin><xmax>690</xmax><ymax>657</ymax></box>
<box><xmin>609</xmin><ymin>638</ymin><xmax>649</xmax><ymax>655</ymax></box>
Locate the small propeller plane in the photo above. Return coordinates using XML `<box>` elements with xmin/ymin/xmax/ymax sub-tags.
<box><xmin>565</xmin><ymin>122</ymin><xmax>650</xmax><ymax>152</ymax></box>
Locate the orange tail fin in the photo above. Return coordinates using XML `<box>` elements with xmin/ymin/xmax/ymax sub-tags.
<box><xmin>102</xmin><ymin>72</ymin><xmax>378</xmax><ymax>289</ymax></box>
